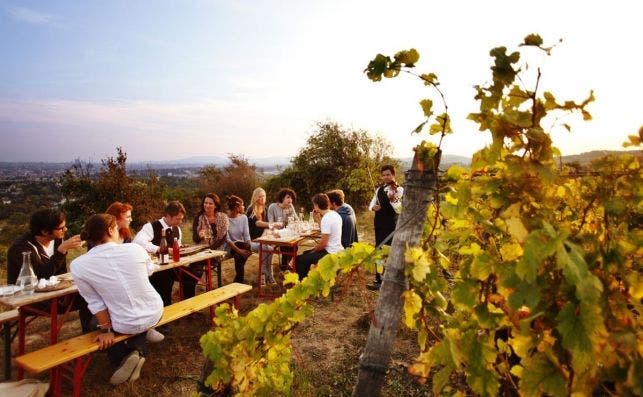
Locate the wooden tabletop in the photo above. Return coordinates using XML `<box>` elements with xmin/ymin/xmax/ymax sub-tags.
<box><xmin>0</xmin><ymin>249</ymin><xmax>226</xmax><ymax>309</ymax></box>
<box><xmin>253</xmin><ymin>230</ymin><xmax>320</xmax><ymax>247</ymax></box>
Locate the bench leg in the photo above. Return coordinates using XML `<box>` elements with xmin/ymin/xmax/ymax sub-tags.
<box><xmin>72</xmin><ymin>356</ymin><xmax>91</xmax><ymax>397</ymax></box>
<box><xmin>3</xmin><ymin>322</ymin><xmax>11</xmax><ymax>380</ymax></box>
<box><xmin>51</xmin><ymin>366</ymin><xmax>62</xmax><ymax>397</ymax></box>
<box><xmin>17</xmin><ymin>310</ymin><xmax>25</xmax><ymax>380</ymax></box>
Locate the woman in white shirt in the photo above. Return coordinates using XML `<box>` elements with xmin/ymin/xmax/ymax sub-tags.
<box><xmin>71</xmin><ymin>213</ymin><xmax>163</xmax><ymax>385</ymax></box>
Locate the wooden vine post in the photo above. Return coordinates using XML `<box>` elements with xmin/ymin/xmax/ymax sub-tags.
<box><xmin>353</xmin><ymin>148</ymin><xmax>440</xmax><ymax>397</ymax></box>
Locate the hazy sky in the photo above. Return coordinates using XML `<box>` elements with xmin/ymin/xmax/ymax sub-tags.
<box><xmin>1</xmin><ymin>0</ymin><xmax>641</xmax><ymax>162</ymax></box>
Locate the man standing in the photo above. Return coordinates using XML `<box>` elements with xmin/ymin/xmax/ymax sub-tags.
<box><xmin>133</xmin><ymin>201</ymin><xmax>185</xmax><ymax>307</ymax></box>
<box><xmin>295</xmin><ymin>193</ymin><xmax>343</xmax><ymax>280</ymax></box>
<box><xmin>7</xmin><ymin>208</ymin><xmax>92</xmax><ymax>331</ymax></box>
<box><xmin>327</xmin><ymin>190</ymin><xmax>358</xmax><ymax>248</ymax></box>
<box><xmin>367</xmin><ymin>165</ymin><xmax>403</xmax><ymax>290</ymax></box>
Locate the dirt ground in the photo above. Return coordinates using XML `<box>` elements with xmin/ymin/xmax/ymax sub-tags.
<box><xmin>1</xmin><ymin>212</ymin><xmax>429</xmax><ymax>396</ymax></box>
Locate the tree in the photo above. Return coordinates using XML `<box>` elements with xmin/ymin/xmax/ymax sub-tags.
<box><xmin>198</xmin><ymin>154</ymin><xmax>260</xmax><ymax>205</ymax></box>
<box><xmin>266</xmin><ymin>121</ymin><xmax>398</xmax><ymax>210</ymax></box>
<box><xmin>60</xmin><ymin>147</ymin><xmax>167</xmax><ymax>233</ymax></box>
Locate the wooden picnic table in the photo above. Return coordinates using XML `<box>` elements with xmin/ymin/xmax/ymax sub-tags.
<box><xmin>253</xmin><ymin>229</ymin><xmax>320</xmax><ymax>298</ymax></box>
<box><xmin>0</xmin><ymin>248</ymin><xmax>226</xmax><ymax>379</ymax></box>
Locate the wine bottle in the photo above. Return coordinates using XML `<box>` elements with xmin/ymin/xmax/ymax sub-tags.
<box><xmin>172</xmin><ymin>237</ymin><xmax>180</xmax><ymax>262</ymax></box>
<box><xmin>158</xmin><ymin>229</ymin><xmax>169</xmax><ymax>264</ymax></box>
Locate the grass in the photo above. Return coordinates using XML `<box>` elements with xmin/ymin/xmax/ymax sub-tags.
<box><xmin>1</xmin><ymin>211</ymin><xmax>430</xmax><ymax>396</ymax></box>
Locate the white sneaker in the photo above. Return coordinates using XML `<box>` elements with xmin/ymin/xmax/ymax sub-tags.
<box><xmin>110</xmin><ymin>351</ymin><xmax>140</xmax><ymax>385</ymax></box>
<box><xmin>129</xmin><ymin>355</ymin><xmax>146</xmax><ymax>382</ymax></box>
<box><xmin>146</xmin><ymin>328</ymin><xmax>165</xmax><ymax>343</ymax></box>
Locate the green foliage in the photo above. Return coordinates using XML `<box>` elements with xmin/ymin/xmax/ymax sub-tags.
<box><xmin>200</xmin><ymin>35</ymin><xmax>641</xmax><ymax>396</ymax></box>
<box><xmin>265</xmin><ymin>121</ymin><xmax>398</xmax><ymax>210</ymax></box>
<box><xmin>402</xmin><ymin>36</ymin><xmax>642</xmax><ymax>396</ymax></box>
<box><xmin>60</xmin><ymin>147</ymin><xmax>167</xmax><ymax>233</ymax></box>
<box><xmin>198</xmin><ymin>154</ymin><xmax>260</xmax><ymax>205</ymax></box>
<box><xmin>199</xmin><ymin>243</ymin><xmax>387</xmax><ymax>395</ymax></box>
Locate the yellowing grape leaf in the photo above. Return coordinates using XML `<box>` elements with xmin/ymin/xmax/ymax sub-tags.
<box><xmin>500</xmin><ymin>242</ymin><xmax>524</xmax><ymax>261</ymax></box>
<box><xmin>520</xmin><ymin>353</ymin><xmax>567</xmax><ymax>397</ymax></box>
<box><xmin>501</xmin><ymin>203</ymin><xmax>528</xmax><ymax>242</ymax></box>
<box><xmin>406</xmin><ymin>246</ymin><xmax>431</xmax><ymax>282</ymax></box>
<box><xmin>402</xmin><ymin>290</ymin><xmax>422</xmax><ymax>328</ymax></box>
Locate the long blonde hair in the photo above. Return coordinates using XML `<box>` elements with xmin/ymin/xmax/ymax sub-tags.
<box><xmin>250</xmin><ymin>187</ymin><xmax>266</xmax><ymax>219</ymax></box>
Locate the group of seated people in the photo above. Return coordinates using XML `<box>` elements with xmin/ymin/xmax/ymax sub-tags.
<box><xmin>4</xmin><ymin>186</ymin><xmax>358</xmax><ymax>385</ymax></box>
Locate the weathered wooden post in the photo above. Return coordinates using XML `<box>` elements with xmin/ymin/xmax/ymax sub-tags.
<box><xmin>353</xmin><ymin>149</ymin><xmax>440</xmax><ymax>396</ymax></box>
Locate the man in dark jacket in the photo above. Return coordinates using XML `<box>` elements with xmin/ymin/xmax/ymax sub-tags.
<box><xmin>7</xmin><ymin>208</ymin><xmax>92</xmax><ymax>331</ymax></box>
<box><xmin>327</xmin><ymin>190</ymin><xmax>358</xmax><ymax>248</ymax></box>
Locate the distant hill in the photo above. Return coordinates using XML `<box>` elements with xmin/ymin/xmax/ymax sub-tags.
<box><xmin>130</xmin><ymin>156</ymin><xmax>292</xmax><ymax>169</ymax></box>
<box><xmin>560</xmin><ymin>150</ymin><xmax>642</xmax><ymax>165</ymax></box>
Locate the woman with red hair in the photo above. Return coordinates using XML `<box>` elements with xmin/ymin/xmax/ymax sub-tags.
<box><xmin>106</xmin><ymin>201</ymin><xmax>134</xmax><ymax>243</ymax></box>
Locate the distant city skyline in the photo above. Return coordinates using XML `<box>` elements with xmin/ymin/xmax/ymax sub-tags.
<box><xmin>1</xmin><ymin>1</ymin><xmax>641</xmax><ymax>162</ymax></box>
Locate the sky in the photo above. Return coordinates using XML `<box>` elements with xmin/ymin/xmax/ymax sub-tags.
<box><xmin>0</xmin><ymin>0</ymin><xmax>641</xmax><ymax>162</ymax></box>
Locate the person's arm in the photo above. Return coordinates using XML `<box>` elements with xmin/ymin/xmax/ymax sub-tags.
<box><xmin>341</xmin><ymin>215</ymin><xmax>353</xmax><ymax>248</ymax></box>
<box><xmin>6</xmin><ymin>241</ymin><xmax>25</xmax><ymax>284</ymax></box>
<box><xmin>368</xmin><ymin>189</ymin><xmax>380</xmax><ymax>211</ymax></box>
<box><xmin>211</xmin><ymin>213</ymin><xmax>229</xmax><ymax>249</ymax></box>
<box><xmin>133</xmin><ymin>223</ymin><xmax>158</xmax><ymax>253</ymax></box>
<box><xmin>314</xmin><ymin>234</ymin><xmax>330</xmax><ymax>251</ymax></box>
<box><xmin>93</xmin><ymin>309</ymin><xmax>115</xmax><ymax>349</ymax></box>
<box><xmin>267</xmin><ymin>204</ymin><xmax>276</xmax><ymax>223</ymax></box>
<box><xmin>256</xmin><ymin>209</ymin><xmax>269</xmax><ymax>229</ymax></box>
<box><xmin>242</xmin><ymin>216</ymin><xmax>251</xmax><ymax>243</ymax></box>
<box><xmin>391</xmin><ymin>186</ymin><xmax>403</xmax><ymax>214</ymax></box>
<box><xmin>192</xmin><ymin>215</ymin><xmax>201</xmax><ymax>244</ymax></box>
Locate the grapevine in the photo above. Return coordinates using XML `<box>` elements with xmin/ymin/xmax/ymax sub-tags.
<box><xmin>400</xmin><ymin>35</ymin><xmax>642</xmax><ymax>396</ymax></box>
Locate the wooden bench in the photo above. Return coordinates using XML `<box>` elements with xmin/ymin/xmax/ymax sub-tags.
<box><xmin>0</xmin><ymin>309</ymin><xmax>19</xmax><ymax>381</ymax></box>
<box><xmin>15</xmin><ymin>283</ymin><xmax>252</xmax><ymax>397</ymax></box>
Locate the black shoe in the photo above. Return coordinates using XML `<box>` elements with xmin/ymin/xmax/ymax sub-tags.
<box><xmin>366</xmin><ymin>282</ymin><xmax>381</xmax><ymax>291</ymax></box>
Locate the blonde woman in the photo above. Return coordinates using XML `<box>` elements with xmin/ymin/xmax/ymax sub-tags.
<box><xmin>246</xmin><ymin>188</ymin><xmax>275</xmax><ymax>284</ymax></box>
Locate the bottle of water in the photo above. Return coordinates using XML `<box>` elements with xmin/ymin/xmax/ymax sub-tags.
<box><xmin>17</xmin><ymin>251</ymin><xmax>38</xmax><ymax>294</ymax></box>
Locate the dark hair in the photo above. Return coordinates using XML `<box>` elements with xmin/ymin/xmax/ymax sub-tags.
<box><xmin>164</xmin><ymin>201</ymin><xmax>186</xmax><ymax>216</ymax></box>
<box><xmin>312</xmin><ymin>193</ymin><xmax>330</xmax><ymax>210</ymax></box>
<box><xmin>276</xmin><ymin>188</ymin><xmax>296</xmax><ymax>204</ymax></box>
<box><xmin>200</xmin><ymin>193</ymin><xmax>221</xmax><ymax>213</ymax></box>
<box><xmin>29</xmin><ymin>208</ymin><xmax>65</xmax><ymax>236</ymax></box>
<box><xmin>105</xmin><ymin>201</ymin><xmax>133</xmax><ymax>240</ymax></box>
<box><xmin>380</xmin><ymin>165</ymin><xmax>395</xmax><ymax>175</ymax></box>
<box><xmin>226</xmin><ymin>195</ymin><xmax>244</xmax><ymax>212</ymax></box>
<box><xmin>80</xmin><ymin>214</ymin><xmax>117</xmax><ymax>245</ymax></box>
<box><xmin>326</xmin><ymin>190</ymin><xmax>344</xmax><ymax>206</ymax></box>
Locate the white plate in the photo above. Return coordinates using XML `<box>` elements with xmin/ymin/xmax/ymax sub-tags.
<box><xmin>0</xmin><ymin>285</ymin><xmax>22</xmax><ymax>297</ymax></box>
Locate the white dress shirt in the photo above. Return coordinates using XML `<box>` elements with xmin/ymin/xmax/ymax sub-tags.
<box><xmin>70</xmin><ymin>242</ymin><xmax>163</xmax><ymax>335</ymax></box>
<box><xmin>133</xmin><ymin>218</ymin><xmax>182</xmax><ymax>254</ymax></box>
<box><xmin>368</xmin><ymin>185</ymin><xmax>404</xmax><ymax>214</ymax></box>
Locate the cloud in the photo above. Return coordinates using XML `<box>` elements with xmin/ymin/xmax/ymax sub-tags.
<box><xmin>6</xmin><ymin>6</ymin><xmax>59</xmax><ymax>26</ymax></box>
<box><xmin>0</xmin><ymin>98</ymin><xmax>310</xmax><ymax>162</ymax></box>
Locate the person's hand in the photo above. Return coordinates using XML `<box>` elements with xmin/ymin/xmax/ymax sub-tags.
<box><xmin>372</xmin><ymin>204</ymin><xmax>381</xmax><ymax>212</ymax></box>
<box><xmin>58</xmin><ymin>235</ymin><xmax>83</xmax><ymax>254</ymax></box>
<box><xmin>94</xmin><ymin>331</ymin><xmax>115</xmax><ymax>350</ymax></box>
<box><xmin>240</xmin><ymin>249</ymin><xmax>252</xmax><ymax>258</ymax></box>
